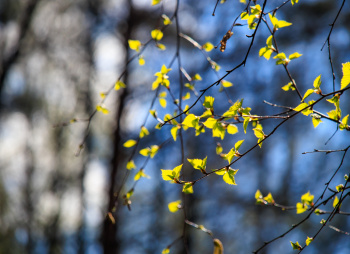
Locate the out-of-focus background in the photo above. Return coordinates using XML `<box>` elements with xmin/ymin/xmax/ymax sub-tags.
<box><xmin>0</xmin><ymin>0</ymin><xmax>349</xmax><ymax>253</ymax></box>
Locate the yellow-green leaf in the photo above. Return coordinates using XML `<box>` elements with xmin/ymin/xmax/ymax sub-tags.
<box><xmin>151</xmin><ymin>29</ymin><xmax>163</xmax><ymax>41</ymax></box>
<box><xmin>313</xmin><ymin>75</ymin><xmax>322</xmax><ymax>89</ymax></box>
<box><xmin>263</xmin><ymin>193</ymin><xmax>274</xmax><ymax>203</ymax></box>
<box><xmin>134</xmin><ymin>170</ymin><xmax>150</xmax><ymax>181</ymax></box>
<box><xmin>161</xmin><ymin>169</ymin><xmax>174</xmax><ymax>181</ymax></box>
<box><xmin>227</xmin><ymin>124</ymin><xmax>238</xmax><ymax>134</ymax></box>
<box><xmin>291</xmin><ymin>0</ymin><xmax>299</xmax><ymax>5</ymax></box>
<box><xmin>168</xmin><ymin>200</ymin><xmax>181</xmax><ymax>213</ymax></box>
<box><xmin>290</xmin><ymin>241</ymin><xmax>301</xmax><ymax>250</ymax></box>
<box><xmin>124</xmin><ymin>139</ymin><xmax>137</xmax><ymax>148</ymax></box>
<box><xmin>340</xmin><ymin>114</ymin><xmax>349</xmax><ymax>130</ymax></box>
<box><xmin>138</xmin><ymin>56</ymin><xmax>145</xmax><ymax>66</ymax></box>
<box><xmin>192</xmin><ymin>73</ymin><xmax>202</xmax><ymax>81</ymax></box>
<box><xmin>139</xmin><ymin>126</ymin><xmax>150</xmax><ymax>138</ymax></box>
<box><xmin>100</xmin><ymin>92</ymin><xmax>106</xmax><ymax>99</ymax></box>
<box><xmin>162</xmin><ymin>248</ymin><xmax>170</xmax><ymax>254</ymax></box>
<box><xmin>282</xmin><ymin>82</ymin><xmax>295</xmax><ymax>91</ymax></box>
<box><xmin>96</xmin><ymin>105</ymin><xmax>109</xmax><ymax>114</ymax></box>
<box><xmin>341</xmin><ymin>62</ymin><xmax>350</xmax><ymax>89</ymax></box>
<box><xmin>255</xmin><ymin>189</ymin><xmax>263</xmax><ymax>199</ymax></box>
<box><xmin>152</xmin><ymin>0</ymin><xmax>161</xmax><ymax>5</ymax></box>
<box><xmin>289</xmin><ymin>52</ymin><xmax>302</xmax><ymax>60</ymax></box>
<box><xmin>182</xmin><ymin>183</ymin><xmax>193</xmax><ymax>194</ymax></box>
<box><xmin>171</xmin><ymin>126</ymin><xmax>178</xmax><ymax>141</ymax></box>
<box><xmin>156</xmin><ymin>43</ymin><xmax>166</xmax><ymax>50</ymax></box>
<box><xmin>126</xmin><ymin>160</ymin><xmax>136</xmax><ymax>170</ymax></box>
<box><xmin>182</xmin><ymin>114</ymin><xmax>199</xmax><ymax>128</ymax></box>
<box><xmin>115</xmin><ymin>80</ymin><xmax>126</xmax><ymax>90</ymax></box>
<box><xmin>302</xmin><ymin>89</ymin><xmax>315</xmax><ymax>102</ymax></box>
<box><xmin>223</xmin><ymin>169</ymin><xmax>238</xmax><ymax>185</ymax></box>
<box><xmin>203</xmin><ymin>96</ymin><xmax>215</xmax><ymax>108</ymax></box>
<box><xmin>312</xmin><ymin>117</ymin><xmax>322</xmax><ymax>128</ymax></box>
<box><xmin>188</xmin><ymin>157</ymin><xmax>207</xmax><ymax>171</ymax></box>
<box><xmin>202</xmin><ymin>42</ymin><xmax>214</xmax><ymax>52</ymax></box>
<box><xmin>296</xmin><ymin>202</ymin><xmax>308</xmax><ymax>214</ymax></box>
<box><xmin>159</xmin><ymin>98</ymin><xmax>167</xmax><ymax>108</ymax></box>
<box><xmin>221</xmin><ymin>80</ymin><xmax>233</xmax><ymax>87</ymax></box>
<box><xmin>306</xmin><ymin>237</ymin><xmax>313</xmax><ymax>246</ymax></box>
<box><xmin>128</xmin><ymin>40</ymin><xmax>141</xmax><ymax>52</ymax></box>
<box><xmin>162</xmin><ymin>14</ymin><xmax>172</xmax><ymax>25</ymax></box>
<box><xmin>333</xmin><ymin>196</ymin><xmax>341</xmax><ymax>208</ymax></box>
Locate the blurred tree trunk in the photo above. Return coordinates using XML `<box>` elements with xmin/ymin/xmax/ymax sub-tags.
<box><xmin>101</xmin><ymin>1</ymin><xmax>133</xmax><ymax>253</ymax></box>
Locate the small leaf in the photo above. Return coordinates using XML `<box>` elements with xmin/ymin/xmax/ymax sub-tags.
<box><xmin>126</xmin><ymin>160</ymin><xmax>136</xmax><ymax>170</ymax></box>
<box><xmin>341</xmin><ymin>62</ymin><xmax>350</xmax><ymax>90</ymax></box>
<box><xmin>168</xmin><ymin>200</ymin><xmax>181</xmax><ymax>213</ymax></box>
<box><xmin>124</xmin><ymin>139</ymin><xmax>137</xmax><ymax>148</ymax></box>
<box><xmin>227</xmin><ymin>124</ymin><xmax>238</xmax><ymax>134</ymax></box>
<box><xmin>192</xmin><ymin>74</ymin><xmax>202</xmax><ymax>81</ymax></box>
<box><xmin>203</xmin><ymin>96</ymin><xmax>215</xmax><ymax>108</ymax></box>
<box><xmin>302</xmin><ymin>89</ymin><xmax>315</xmax><ymax>102</ymax></box>
<box><xmin>263</xmin><ymin>193</ymin><xmax>274</xmax><ymax>204</ymax></box>
<box><xmin>152</xmin><ymin>0</ymin><xmax>161</xmax><ymax>5</ymax></box>
<box><xmin>282</xmin><ymin>82</ymin><xmax>295</xmax><ymax>91</ymax></box>
<box><xmin>162</xmin><ymin>248</ymin><xmax>170</xmax><ymax>254</ymax></box>
<box><xmin>296</xmin><ymin>202</ymin><xmax>308</xmax><ymax>214</ymax></box>
<box><xmin>290</xmin><ymin>241</ymin><xmax>301</xmax><ymax>250</ymax></box>
<box><xmin>235</xmin><ymin>140</ymin><xmax>244</xmax><ymax>151</ymax></box>
<box><xmin>162</xmin><ymin>14</ymin><xmax>172</xmax><ymax>25</ymax></box>
<box><xmin>156</xmin><ymin>43</ymin><xmax>166</xmax><ymax>50</ymax></box>
<box><xmin>159</xmin><ymin>98</ymin><xmax>167</xmax><ymax>108</ymax></box>
<box><xmin>171</xmin><ymin>126</ymin><xmax>178</xmax><ymax>141</ymax></box>
<box><xmin>291</xmin><ymin>0</ymin><xmax>299</xmax><ymax>5</ymax></box>
<box><xmin>151</xmin><ymin>29</ymin><xmax>163</xmax><ymax>41</ymax></box>
<box><xmin>222</xmin><ymin>169</ymin><xmax>238</xmax><ymax>185</ymax></box>
<box><xmin>289</xmin><ymin>52</ymin><xmax>302</xmax><ymax>60</ymax></box>
<box><xmin>139</xmin><ymin>126</ymin><xmax>150</xmax><ymax>138</ymax></box>
<box><xmin>96</xmin><ymin>105</ymin><xmax>109</xmax><ymax>114</ymax></box>
<box><xmin>305</xmin><ymin>237</ymin><xmax>313</xmax><ymax>246</ymax></box>
<box><xmin>216</xmin><ymin>143</ymin><xmax>223</xmax><ymax>154</ymax></box>
<box><xmin>182</xmin><ymin>114</ymin><xmax>199</xmax><ymax>128</ymax></box>
<box><xmin>161</xmin><ymin>169</ymin><xmax>174</xmax><ymax>181</ymax></box>
<box><xmin>115</xmin><ymin>80</ymin><xmax>126</xmax><ymax>90</ymax></box>
<box><xmin>255</xmin><ymin>190</ymin><xmax>263</xmax><ymax>199</ymax></box>
<box><xmin>202</xmin><ymin>42</ymin><xmax>214</xmax><ymax>52</ymax></box>
<box><xmin>182</xmin><ymin>183</ymin><xmax>194</xmax><ymax>194</ymax></box>
<box><xmin>313</xmin><ymin>75</ymin><xmax>322</xmax><ymax>89</ymax></box>
<box><xmin>221</xmin><ymin>80</ymin><xmax>233</xmax><ymax>87</ymax></box>
<box><xmin>333</xmin><ymin>196</ymin><xmax>341</xmax><ymax>208</ymax></box>
<box><xmin>188</xmin><ymin>157</ymin><xmax>207</xmax><ymax>172</ymax></box>
<box><xmin>138</xmin><ymin>56</ymin><xmax>145</xmax><ymax>66</ymax></box>
<box><xmin>312</xmin><ymin>117</ymin><xmax>322</xmax><ymax>128</ymax></box>
<box><xmin>128</xmin><ymin>40</ymin><xmax>141</xmax><ymax>52</ymax></box>
<box><xmin>301</xmin><ymin>191</ymin><xmax>314</xmax><ymax>205</ymax></box>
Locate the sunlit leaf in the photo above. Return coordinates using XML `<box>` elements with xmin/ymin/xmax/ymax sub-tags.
<box><xmin>302</xmin><ymin>89</ymin><xmax>315</xmax><ymax>102</ymax></box>
<box><xmin>193</xmin><ymin>73</ymin><xmax>202</xmax><ymax>81</ymax></box>
<box><xmin>159</xmin><ymin>98</ymin><xmax>167</xmax><ymax>108</ymax></box>
<box><xmin>128</xmin><ymin>40</ymin><xmax>141</xmax><ymax>52</ymax></box>
<box><xmin>221</xmin><ymin>80</ymin><xmax>233</xmax><ymax>87</ymax></box>
<box><xmin>202</xmin><ymin>42</ymin><xmax>214</xmax><ymax>52</ymax></box>
<box><xmin>156</xmin><ymin>43</ymin><xmax>166</xmax><ymax>50</ymax></box>
<box><xmin>313</xmin><ymin>75</ymin><xmax>322</xmax><ymax>89</ymax></box>
<box><xmin>306</xmin><ymin>237</ymin><xmax>313</xmax><ymax>246</ymax></box>
<box><xmin>333</xmin><ymin>196</ymin><xmax>341</xmax><ymax>208</ymax></box>
<box><xmin>124</xmin><ymin>139</ymin><xmax>137</xmax><ymax>147</ymax></box>
<box><xmin>126</xmin><ymin>160</ymin><xmax>136</xmax><ymax>170</ymax></box>
<box><xmin>96</xmin><ymin>105</ymin><xmax>109</xmax><ymax>114</ymax></box>
<box><xmin>162</xmin><ymin>248</ymin><xmax>170</xmax><ymax>254</ymax></box>
<box><xmin>227</xmin><ymin>124</ymin><xmax>238</xmax><ymax>134</ymax></box>
<box><xmin>171</xmin><ymin>126</ymin><xmax>178</xmax><ymax>141</ymax></box>
<box><xmin>162</xmin><ymin>14</ymin><xmax>172</xmax><ymax>25</ymax></box>
<box><xmin>151</xmin><ymin>29</ymin><xmax>163</xmax><ymax>41</ymax></box>
<box><xmin>341</xmin><ymin>62</ymin><xmax>350</xmax><ymax>90</ymax></box>
<box><xmin>339</xmin><ymin>114</ymin><xmax>349</xmax><ymax>130</ymax></box>
<box><xmin>296</xmin><ymin>202</ymin><xmax>308</xmax><ymax>214</ymax></box>
<box><xmin>182</xmin><ymin>114</ymin><xmax>199</xmax><ymax>128</ymax></box>
<box><xmin>139</xmin><ymin>126</ymin><xmax>149</xmax><ymax>138</ymax></box>
<box><xmin>203</xmin><ymin>96</ymin><xmax>215</xmax><ymax>108</ymax></box>
<box><xmin>222</xmin><ymin>169</ymin><xmax>238</xmax><ymax>185</ymax></box>
<box><xmin>263</xmin><ymin>193</ymin><xmax>274</xmax><ymax>203</ymax></box>
<box><xmin>182</xmin><ymin>182</ymin><xmax>194</xmax><ymax>194</ymax></box>
<box><xmin>115</xmin><ymin>80</ymin><xmax>126</xmax><ymax>90</ymax></box>
<box><xmin>290</xmin><ymin>241</ymin><xmax>301</xmax><ymax>250</ymax></box>
<box><xmin>168</xmin><ymin>200</ymin><xmax>181</xmax><ymax>213</ymax></box>
<box><xmin>291</xmin><ymin>0</ymin><xmax>299</xmax><ymax>5</ymax></box>
<box><xmin>282</xmin><ymin>82</ymin><xmax>295</xmax><ymax>91</ymax></box>
<box><xmin>289</xmin><ymin>52</ymin><xmax>302</xmax><ymax>60</ymax></box>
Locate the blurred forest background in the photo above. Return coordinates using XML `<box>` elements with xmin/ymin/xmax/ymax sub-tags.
<box><xmin>0</xmin><ymin>0</ymin><xmax>350</xmax><ymax>253</ymax></box>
